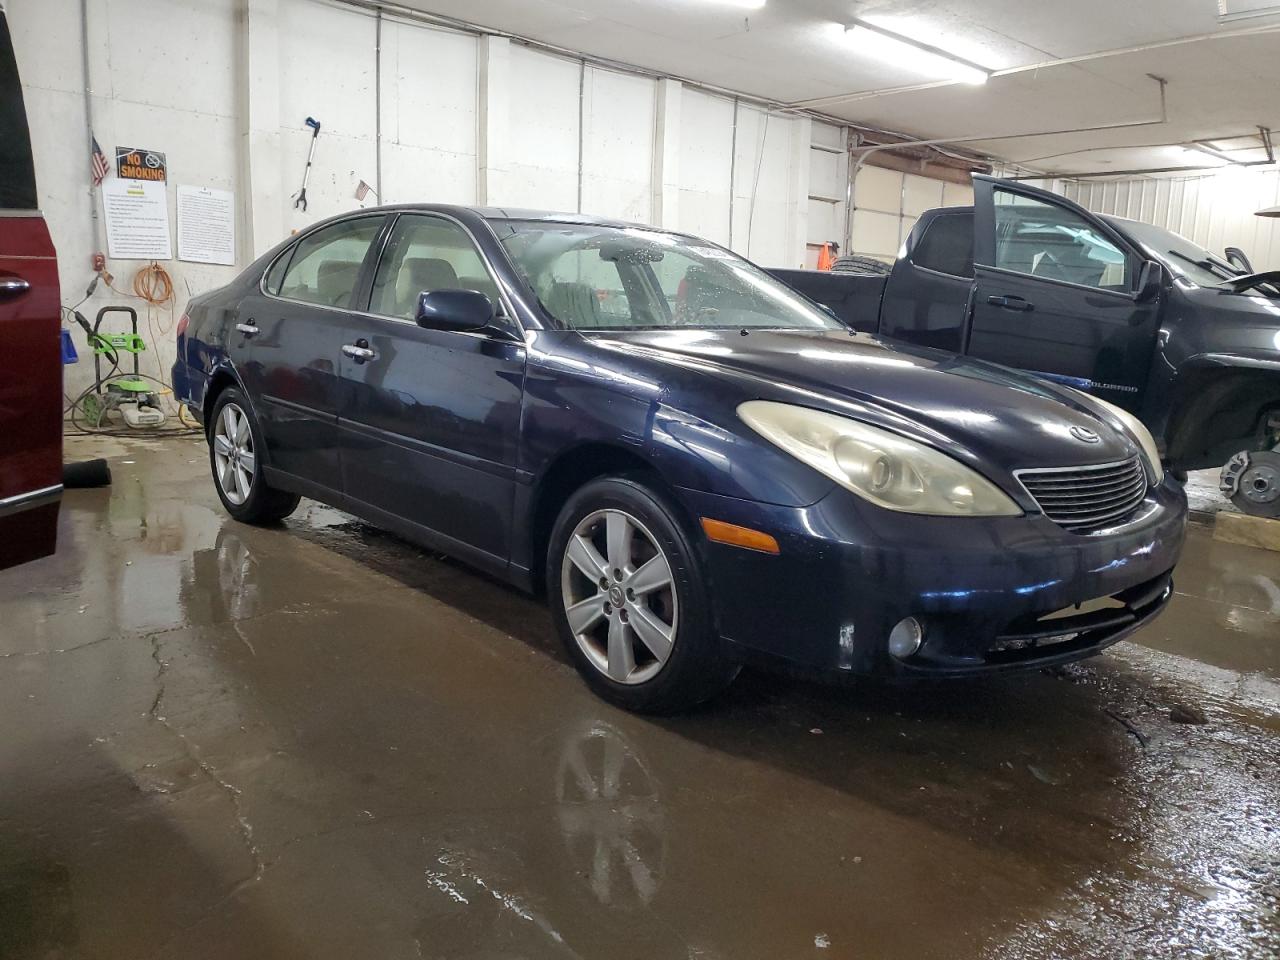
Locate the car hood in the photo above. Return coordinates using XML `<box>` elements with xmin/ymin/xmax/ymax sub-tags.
<box><xmin>585</xmin><ymin>328</ymin><xmax>1139</xmax><ymax>470</ymax></box>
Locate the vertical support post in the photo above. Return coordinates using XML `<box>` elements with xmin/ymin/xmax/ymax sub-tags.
<box><xmin>651</xmin><ymin>79</ymin><xmax>681</xmax><ymax>228</ymax></box>
<box><xmin>375</xmin><ymin>8</ymin><xmax>383</xmax><ymax>202</ymax></box>
<box><xmin>785</xmin><ymin>115</ymin><xmax>812</xmax><ymax>267</ymax></box>
<box><xmin>576</xmin><ymin>59</ymin><xmax>586</xmax><ymax>214</ymax></box>
<box><xmin>238</xmin><ymin>0</ymin><xmax>283</xmax><ymax>259</ymax></box>
<box><xmin>728</xmin><ymin>97</ymin><xmax>739</xmax><ymax>247</ymax></box>
<box><xmin>79</xmin><ymin>0</ymin><xmax>104</xmax><ymax>255</ymax></box>
<box><xmin>477</xmin><ymin>35</ymin><xmax>511</xmax><ymax>206</ymax></box>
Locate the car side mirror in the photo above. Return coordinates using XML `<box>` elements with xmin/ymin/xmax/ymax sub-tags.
<box><xmin>1134</xmin><ymin>260</ymin><xmax>1162</xmax><ymax>303</ymax></box>
<box><xmin>415</xmin><ymin>289</ymin><xmax>495</xmax><ymax>332</ymax></box>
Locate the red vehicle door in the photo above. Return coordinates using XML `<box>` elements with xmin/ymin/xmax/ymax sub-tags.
<box><xmin>0</xmin><ymin>11</ymin><xmax>61</xmax><ymax>570</ymax></box>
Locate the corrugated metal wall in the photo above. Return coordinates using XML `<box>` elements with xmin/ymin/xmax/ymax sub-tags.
<box><xmin>1060</xmin><ymin>170</ymin><xmax>1280</xmax><ymax>271</ymax></box>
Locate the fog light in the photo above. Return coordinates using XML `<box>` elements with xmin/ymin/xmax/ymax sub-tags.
<box><xmin>888</xmin><ymin>617</ymin><xmax>923</xmax><ymax>659</ymax></box>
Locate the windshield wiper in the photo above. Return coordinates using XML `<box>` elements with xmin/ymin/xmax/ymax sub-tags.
<box><xmin>1165</xmin><ymin>248</ymin><xmax>1234</xmax><ymax>280</ymax></box>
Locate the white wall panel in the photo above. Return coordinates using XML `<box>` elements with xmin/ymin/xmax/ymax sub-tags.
<box><xmin>279</xmin><ymin>0</ymin><xmax>377</xmax><ymax>232</ymax></box>
<box><xmin>379</xmin><ymin>21</ymin><xmax>477</xmax><ymax>205</ymax></box>
<box><xmin>676</xmin><ymin>88</ymin><xmax>733</xmax><ymax>246</ymax></box>
<box><xmin>806</xmin><ymin>120</ymin><xmax>845</xmax><ymax>252</ymax></box>
<box><xmin>731</xmin><ymin>105</ymin><xmax>793</xmax><ymax>265</ymax></box>
<box><xmin>581</xmin><ymin>66</ymin><xmax>654</xmax><ymax>223</ymax></box>
<box><xmin>504</xmin><ymin>46</ymin><xmax>579</xmax><ymax>211</ymax></box>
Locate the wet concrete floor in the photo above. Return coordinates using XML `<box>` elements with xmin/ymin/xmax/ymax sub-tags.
<box><xmin>1</xmin><ymin>435</ymin><xmax>1277</xmax><ymax>959</ymax></box>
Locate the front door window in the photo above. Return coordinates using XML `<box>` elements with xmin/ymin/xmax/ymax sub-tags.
<box><xmin>993</xmin><ymin>189</ymin><xmax>1130</xmax><ymax>292</ymax></box>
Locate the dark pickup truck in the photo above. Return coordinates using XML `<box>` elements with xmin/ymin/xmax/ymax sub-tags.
<box><xmin>773</xmin><ymin>174</ymin><xmax>1280</xmax><ymax>517</ymax></box>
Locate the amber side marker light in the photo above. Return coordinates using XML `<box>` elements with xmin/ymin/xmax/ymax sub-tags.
<box><xmin>700</xmin><ymin>518</ymin><xmax>780</xmax><ymax>555</ymax></box>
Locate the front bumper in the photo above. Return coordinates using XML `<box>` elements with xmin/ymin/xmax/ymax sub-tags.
<box><xmin>677</xmin><ymin>476</ymin><xmax>1188</xmax><ymax>677</ymax></box>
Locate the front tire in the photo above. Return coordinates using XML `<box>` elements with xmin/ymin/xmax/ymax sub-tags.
<box><xmin>208</xmin><ymin>388</ymin><xmax>300</xmax><ymax>524</ymax></box>
<box><xmin>547</xmin><ymin>476</ymin><xmax>737</xmax><ymax>713</ymax></box>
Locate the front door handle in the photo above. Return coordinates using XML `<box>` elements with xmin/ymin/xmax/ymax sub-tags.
<box><xmin>0</xmin><ymin>276</ymin><xmax>31</xmax><ymax>300</ymax></box>
<box><xmin>342</xmin><ymin>341</ymin><xmax>377</xmax><ymax>363</ymax></box>
<box><xmin>235</xmin><ymin>321</ymin><xmax>260</xmax><ymax>337</ymax></box>
<box><xmin>986</xmin><ymin>295</ymin><xmax>1034</xmax><ymax>312</ymax></box>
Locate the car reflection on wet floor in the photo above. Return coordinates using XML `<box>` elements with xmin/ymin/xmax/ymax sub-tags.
<box><xmin>0</xmin><ymin>434</ymin><xmax>1276</xmax><ymax>960</ymax></box>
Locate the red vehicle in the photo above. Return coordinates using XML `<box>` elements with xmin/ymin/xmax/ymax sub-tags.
<box><xmin>0</xmin><ymin>10</ymin><xmax>61</xmax><ymax>570</ymax></box>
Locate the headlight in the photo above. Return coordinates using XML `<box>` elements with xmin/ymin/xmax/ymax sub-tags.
<box><xmin>1070</xmin><ymin>391</ymin><xmax>1164</xmax><ymax>484</ymax></box>
<box><xmin>738</xmin><ymin>400</ymin><xmax>1021</xmax><ymax>516</ymax></box>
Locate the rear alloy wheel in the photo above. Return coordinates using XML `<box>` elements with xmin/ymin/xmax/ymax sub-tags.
<box><xmin>548</xmin><ymin>477</ymin><xmax>738</xmax><ymax>713</ymax></box>
<box><xmin>212</xmin><ymin>402</ymin><xmax>255</xmax><ymax>506</ymax></box>
<box><xmin>1222</xmin><ymin>449</ymin><xmax>1280</xmax><ymax>518</ymax></box>
<box><xmin>207</xmin><ymin>388</ymin><xmax>300</xmax><ymax>524</ymax></box>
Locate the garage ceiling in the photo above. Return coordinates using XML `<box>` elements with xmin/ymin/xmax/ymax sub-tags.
<box><xmin>386</xmin><ymin>0</ymin><xmax>1280</xmax><ymax>176</ymax></box>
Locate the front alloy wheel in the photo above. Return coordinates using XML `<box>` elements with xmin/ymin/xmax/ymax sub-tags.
<box><xmin>547</xmin><ymin>476</ymin><xmax>737</xmax><ymax>713</ymax></box>
<box><xmin>561</xmin><ymin>508</ymin><xmax>678</xmax><ymax>685</ymax></box>
<box><xmin>212</xmin><ymin>402</ymin><xmax>256</xmax><ymax>505</ymax></box>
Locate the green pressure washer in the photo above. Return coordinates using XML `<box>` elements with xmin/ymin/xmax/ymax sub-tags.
<box><xmin>71</xmin><ymin>306</ymin><xmax>167</xmax><ymax>429</ymax></box>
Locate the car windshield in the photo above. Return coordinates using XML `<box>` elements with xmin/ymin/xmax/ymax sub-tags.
<box><xmin>494</xmin><ymin>220</ymin><xmax>844</xmax><ymax>332</ymax></box>
<box><xmin>1109</xmin><ymin>217</ymin><xmax>1241</xmax><ymax>286</ymax></box>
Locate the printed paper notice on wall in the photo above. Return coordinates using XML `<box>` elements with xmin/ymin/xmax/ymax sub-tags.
<box><xmin>101</xmin><ymin>178</ymin><xmax>172</xmax><ymax>260</ymax></box>
<box><xmin>177</xmin><ymin>185</ymin><xmax>235</xmax><ymax>266</ymax></box>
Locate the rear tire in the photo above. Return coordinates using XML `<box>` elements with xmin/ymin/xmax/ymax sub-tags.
<box><xmin>208</xmin><ymin>387</ymin><xmax>300</xmax><ymax>524</ymax></box>
<box><xmin>546</xmin><ymin>476</ymin><xmax>738</xmax><ymax>713</ymax></box>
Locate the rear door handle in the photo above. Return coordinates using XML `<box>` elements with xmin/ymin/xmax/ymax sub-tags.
<box><xmin>235</xmin><ymin>322</ymin><xmax>260</xmax><ymax>336</ymax></box>
<box><xmin>342</xmin><ymin>341</ymin><xmax>376</xmax><ymax>363</ymax></box>
<box><xmin>0</xmin><ymin>276</ymin><xmax>31</xmax><ymax>300</ymax></box>
<box><xmin>986</xmin><ymin>295</ymin><xmax>1034</xmax><ymax>312</ymax></box>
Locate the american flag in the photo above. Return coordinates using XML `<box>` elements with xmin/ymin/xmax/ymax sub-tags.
<box><xmin>90</xmin><ymin>136</ymin><xmax>109</xmax><ymax>187</ymax></box>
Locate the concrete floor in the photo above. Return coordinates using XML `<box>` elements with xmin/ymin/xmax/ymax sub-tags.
<box><xmin>2</xmin><ymin>435</ymin><xmax>1278</xmax><ymax>960</ymax></box>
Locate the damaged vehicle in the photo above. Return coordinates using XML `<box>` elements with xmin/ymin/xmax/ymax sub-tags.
<box><xmin>772</xmin><ymin>175</ymin><xmax>1280</xmax><ymax>517</ymax></box>
<box><xmin>174</xmin><ymin>206</ymin><xmax>1187</xmax><ymax>712</ymax></box>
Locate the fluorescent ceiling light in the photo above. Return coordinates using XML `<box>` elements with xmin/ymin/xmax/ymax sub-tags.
<box><xmin>844</xmin><ymin>20</ymin><xmax>990</xmax><ymax>85</ymax></box>
<box><xmin>679</xmin><ymin>0</ymin><xmax>766</xmax><ymax>8</ymax></box>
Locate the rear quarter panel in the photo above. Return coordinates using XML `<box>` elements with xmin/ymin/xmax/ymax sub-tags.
<box><xmin>0</xmin><ymin>214</ymin><xmax>62</xmax><ymax>568</ymax></box>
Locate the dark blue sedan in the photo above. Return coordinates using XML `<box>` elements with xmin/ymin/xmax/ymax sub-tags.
<box><xmin>173</xmin><ymin>205</ymin><xmax>1188</xmax><ymax>712</ymax></box>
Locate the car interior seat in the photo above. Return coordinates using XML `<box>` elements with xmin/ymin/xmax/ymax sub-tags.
<box><xmin>395</xmin><ymin>257</ymin><xmax>460</xmax><ymax>317</ymax></box>
<box><xmin>544</xmin><ymin>281</ymin><xmax>601</xmax><ymax>328</ymax></box>
<box><xmin>316</xmin><ymin>261</ymin><xmax>362</xmax><ymax>306</ymax></box>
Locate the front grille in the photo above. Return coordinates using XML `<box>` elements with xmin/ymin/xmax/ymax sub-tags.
<box><xmin>1016</xmin><ymin>457</ymin><xmax>1149</xmax><ymax>533</ymax></box>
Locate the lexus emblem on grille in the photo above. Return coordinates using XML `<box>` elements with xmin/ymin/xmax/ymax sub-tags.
<box><xmin>1070</xmin><ymin>425</ymin><xmax>1101</xmax><ymax>443</ymax></box>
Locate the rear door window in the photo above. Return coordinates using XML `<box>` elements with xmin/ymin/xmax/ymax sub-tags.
<box><xmin>277</xmin><ymin>218</ymin><xmax>383</xmax><ymax>309</ymax></box>
<box><xmin>0</xmin><ymin>13</ymin><xmax>38</xmax><ymax>210</ymax></box>
<box><xmin>911</xmin><ymin>214</ymin><xmax>973</xmax><ymax>278</ymax></box>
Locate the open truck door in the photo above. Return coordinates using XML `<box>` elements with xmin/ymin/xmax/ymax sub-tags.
<box><xmin>0</xmin><ymin>9</ymin><xmax>62</xmax><ymax>570</ymax></box>
<box><xmin>968</xmin><ymin>175</ymin><xmax>1162</xmax><ymax>413</ymax></box>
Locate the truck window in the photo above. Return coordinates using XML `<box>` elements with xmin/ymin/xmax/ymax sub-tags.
<box><xmin>0</xmin><ymin>13</ymin><xmax>38</xmax><ymax>210</ymax></box>
<box><xmin>993</xmin><ymin>189</ymin><xmax>1129</xmax><ymax>292</ymax></box>
<box><xmin>911</xmin><ymin>214</ymin><xmax>973</xmax><ymax>278</ymax></box>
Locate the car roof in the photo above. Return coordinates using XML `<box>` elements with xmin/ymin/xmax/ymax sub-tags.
<box><xmin>350</xmin><ymin>202</ymin><xmax>646</xmax><ymax>230</ymax></box>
